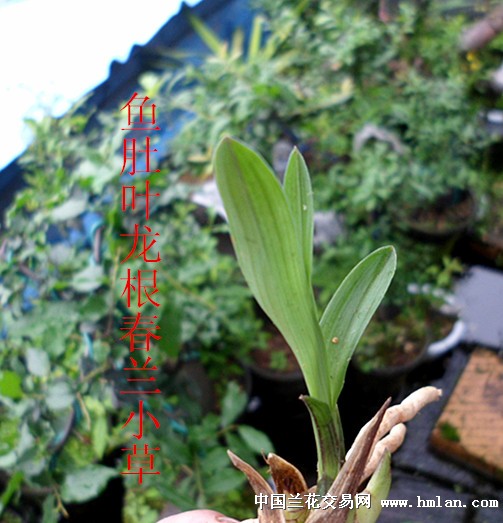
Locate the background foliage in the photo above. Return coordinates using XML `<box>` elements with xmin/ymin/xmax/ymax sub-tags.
<box><xmin>2</xmin><ymin>0</ymin><xmax>503</xmax><ymax>520</ymax></box>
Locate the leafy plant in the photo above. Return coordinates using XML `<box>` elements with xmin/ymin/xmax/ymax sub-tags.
<box><xmin>0</xmin><ymin>108</ymin><xmax>269</xmax><ymax>519</ymax></box>
<box><xmin>123</xmin><ymin>382</ymin><xmax>273</xmax><ymax>523</ymax></box>
<box><xmin>312</xmin><ymin>230</ymin><xmax>462</xmax><ymax>377</ymax></box>
<box><xmin>215</xmin><ymin>138</ymin><xmax>395</xmax><ymax>411</ymax></box>
<box><xmin>155</xmin><ymin>11</ymin><xmax>352</xmax><ymax>180</ymax></box>
<box><xmin>476</xmin><ymin>174</ymin><xmax>503</xmax><ymax>265</ymax></box>
<box><xmin>354</xmin><ymin>298</ymin><xmax>443</xmax><ymax>373</ymax></box>
<box><xmin>214</xmin><ymin>138</ymin><xmax>441</xmax><ymax>522</ymax></box>
<box><xmin>254</xmin><ymin>0</ymin><xmax>494</xmax><ymax>227</ymax></box>
<box><xmin>439</xmin><ymin>421</ymin><xmax>461</xmax><ymax>443</ymax></box>
<box><xmin>332</xmin><ymin>73</ymin><xmax>489</xmax><ymax>223</ymax></box>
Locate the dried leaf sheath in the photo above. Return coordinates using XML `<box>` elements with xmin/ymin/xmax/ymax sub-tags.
<box><xmin>227</xmin><ymin>451</ymin><xmax>285</xmax><ymax>523</ymax></box>
<box><xmin>305</xmin><ymin>399</ymin><xmax>390</xmax><ymax>523</ymax></box>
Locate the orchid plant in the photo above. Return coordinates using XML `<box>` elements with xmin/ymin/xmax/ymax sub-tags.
<box><xmin>214</xmin><ymin>138</ymin><xmax>441</xmax><ymax>523</ymax></box>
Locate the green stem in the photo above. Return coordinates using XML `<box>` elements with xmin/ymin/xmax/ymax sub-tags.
<box><xmin>193</xmin><ymin>454</ymin><xmax>207</xmax><ymax>508</ymax></box>
<box><xmin>164</xmin><ymin>272</ymin><xmax>217</xmax><ymax>312</ymax></box>
<box><xmin>80</xmin><ymin>362</ymin><xmax>112</xmax><ymax>385</ymax></box>
<box><xmin>302</xmin><ymin>395</ymin><xmax>345</xmax><ymax>496</ymax></box>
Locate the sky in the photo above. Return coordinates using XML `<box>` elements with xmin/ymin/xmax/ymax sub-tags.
<box><xmin>0</xmin><ymin>0</ymin><xmax>199</xmax><ymax>170</ymax></box>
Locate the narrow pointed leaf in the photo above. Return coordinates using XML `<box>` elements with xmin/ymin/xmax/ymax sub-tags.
<box><xmin>215</xmin><ymin>137</ymin><xmax>330</xmax><ymax>402</ymax></box>
<box><xmin>189</xmin><ymin>14</ymin><xmax>227</xmax><ymax>59</ymax></box>
<box><xmin>320</xmin><ymin>246</ymin><xmax>396</xmax><ymax>406</ymax></box>
<box><xmin>356</xmin><ymin>452</ymin><xmax>391</xmax><ymax>523</ymax></box>
<box><xmin>283</xmin><ymin>148</ymin><xmax>314</xmax><ymax>282</ymax></box>
<box><xmin>248</xmin><ymin>16</ymin><xmax>264</xmax><ymax>60</ymax></box>
<box><xmin>230</xmin><ymin>27</ymin><xmax>245</xmax><ymax>59</ymax></box>
<box><xmin>301</xmin><ymin>395</ymin><xmax>343</xmax><ymax>495</ymax></box>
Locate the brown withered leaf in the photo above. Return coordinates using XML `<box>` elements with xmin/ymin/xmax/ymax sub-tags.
<box><xmin>267</xmin><ymin>454</ymin><xmax>308</xmax><ymax>495</ymax></box>
<box><xmin>227</xmin><ymin>451</ymin><xmax>286</xmax><ymax>523</ymax></box>
<box><xmin>267</xmin><ymin>454</ymin><xmax>310</xmax><ymax>523</ymax></box>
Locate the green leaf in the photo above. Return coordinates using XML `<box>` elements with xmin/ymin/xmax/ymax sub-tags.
<box><xmin>43</xmin><ymin>326</ymin><xmax>67</xmax><ymax>357</ymax></box>
<box><xmin>237</xmin><ymin>425</ymin><xmax>274</xmax><ymax>455</ymax></box>
<box><xmin>18</xmin><ymin>454</ymin><xmax>46</xmax><ymax>478</ymax></box>
<box><xmin>283</xmin><ymin>147</ymin><xmax>314</xmax><ymax>282</ymax></box>
<box><xmin>78</xmin><ymin>294</ymin><xmax>108</xmax><ymax>323</ymax></box>
<box><xmin>26</xmin><ymin>348</ymin><xmax>50</xmax><ymax>377</ymax></box>
<box><xmin>42</xmin><ymin>495</ymin><xmax>59</xmax><ymax>523</ymax></box>
<box><xmin>61</xmin><ymin>465</ymin><xmax>118</xmax><ymax>503</ymax></box>
<box><xmin>0</xmin><ymin>371</ymin><xmax>23</xmax><ymax>399</ymax></box>
<box><xmin>248</xmin><ymin>16</ymin><xmax>264</xmax><ymax>59</ymax></box>
<box><xmin>158</xmin><ymin>301</ymin><xmax>182</xmax><ymax>359</ymax></box>
<box><xmin>45</xmin><ymin>382</ymin><xmax>74</xmax><ymax>411</ymax></box>
<box><xmin>0</xmin><ymin>418</ymin><xmax>19</xmax><ymax>456</ymax></box>
<box><xmin>439</xmin><ymin>421</ymin><xmax>460</xmax><ymax>442</ymax></box>
<box><xmin>204</xmin><ymin>467</ymin><xmax>245</xmax><ymax>496</ymax></box>
<box><xmin>220</xmin><ymin>381</ymin><xmax>247</xmax><ymax>427</ymax></box>
<box><xmin>71</xmin><ymin>264</ymin><xmax>104</xmax><ymax>292</ymax></box>
<box><xmin>92</xmin><ymin>415</ymin><xmax>108</xmax><ymax>460</ymax></box>
<box><xmin>230</xmin><ymin>27</ymin><xmax>245</xmax><ymax>59</ymax></box>
<box><xmin>225</xmin><ymin>432</ymin><xmax>256</xmax><ymax>467</ymax></box>
<box><xmin>320</xmin><ymin>246</ymin><xmax>396</xmax><ymax>405</ymax></box>
<box><xmin>301</xmin><ymin>395</ymin><xmax>343</xmax><ymax>495</ymax></box>
<box><xmin>0</xmin><ymin>471</ymin><xmax>23</xmax><ymax>517</ymax></box>
<box><xmin>50</xmin><ymin>197</ymin><xmax>87</xmax><ymax>221</ymax></box>
<box><xmin>356</xmin><ymin>452</ymin><xmax>391</xmax><ymax>523</ymax></box>
<box><xmin>189</xmin><ymin>14</ymin><xmax>227</xmax><ymax>59</ymax></box>
<box><xmin>214</xmin><ymin>137</ymin><xmax>329</xmax><ymax>403</ymax></box>
<box><xmin>201</xmin><ymin>447</ymin><xmax>229</xmax><ymax>474</ymax></box>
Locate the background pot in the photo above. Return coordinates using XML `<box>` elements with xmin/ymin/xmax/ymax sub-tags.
<box><xmin>339</xmin><ymin>310</ymin><xmax>458</xmax><ymax>447</ymax></box>
<box><xmin>394</xmin><ymin>190</ymin><xmax>478</xmax><ymax>242</ymax></box>
<box><xmin>242</xmin><ymin>324</ymin><xmax>316</xmax><ymax>480</ymax></box>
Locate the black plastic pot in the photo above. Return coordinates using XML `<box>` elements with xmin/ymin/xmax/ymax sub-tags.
<box><xmin>460</xmin><ymin>228</ymin><xmax>503</xmax><ymax>268</ymax></box>
<box><xmin>339</xmin><ymin>309</ymin><xmax>462</xmax><ymax>448</ymax></box>
<box><xmin>394</xmin><ymin>190</ymin><xmax>478</xmax><ymax>242</ymax></box>
<box><xmin>339</xmin><ymin>356</ymin><xmax>417</xmax><ymax>448</ymax></box>
<box><xmin>243</xmin><ymin>362</ymin><xmax>316</xmax><ymax>481</ymax></box>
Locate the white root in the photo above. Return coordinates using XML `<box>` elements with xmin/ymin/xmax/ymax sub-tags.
<box><xmin>232</xmin><ymin>387</ymin><xmax>441</xmax><ymax>522</ymax></box>
<box><xmin>346</xmin><ymin>386</ymin><xmax>442</xmax><ymax>482</ymax></box>
<box><xmin>361</xmin><ymin>423</ymin><xmax>407</xmax><ymax>482</ymax></box>
<box><xmin>375</xmin><ymin>386</ymin><xmax>442</xmax><ymax>441</ymax></box>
